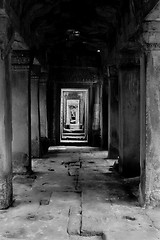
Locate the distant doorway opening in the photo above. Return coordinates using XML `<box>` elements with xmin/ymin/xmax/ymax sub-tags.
<box><xmin>60</xmin><ymin>89</ymin><xmax>88</xmax><ymax>143</ymax></box>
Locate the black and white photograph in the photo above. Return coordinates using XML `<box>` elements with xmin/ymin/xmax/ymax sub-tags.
<box><xmin>0</xmin><ymin>0</ymin><xmax>159</xmax><ymax>239</ymax></box>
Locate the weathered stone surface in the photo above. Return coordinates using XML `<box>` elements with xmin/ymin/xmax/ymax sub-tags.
<box><xmin>140</xmin><ymin>50</ymin><xmax>160</xmax><ymax>207</ymax></box>
<box><xmin>0</xmin><ymin>175</ymin><xmax>12</xmax><ymax>209</ymax></box>
<box><xmin>0</xmin><ymin>14</ymin><xmax>13</xmax><ymax>209</ymax></box>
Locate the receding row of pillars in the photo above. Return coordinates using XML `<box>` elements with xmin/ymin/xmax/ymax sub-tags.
<box><xmin>0</xmin><ymin>18</ymin><xmax>48</xmax><ymax>209</ymax></box>
<box><xmin>11</xmin><ymin>51</ymin><xmax>48</xmax><ymax>174</ymax></box>
<box><xmin>106</xmin><ymin>47</ymin><xmax>160</xmax><ymax>206</ymax></box>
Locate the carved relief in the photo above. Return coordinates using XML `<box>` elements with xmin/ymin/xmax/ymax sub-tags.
<box><xmin>144</xmin><ymin>43</ymin><xmax>160</xmax><ymax>51</ymax></box>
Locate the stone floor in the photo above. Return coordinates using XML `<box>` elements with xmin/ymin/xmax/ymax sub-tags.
<box><xmin>0</xmin><ymin>146</ymin><xmax>160</xmax><ymax>240</ymax></box>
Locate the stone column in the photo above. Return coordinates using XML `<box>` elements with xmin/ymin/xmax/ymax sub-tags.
<box><xmin>31</xmin><ymin>62</ymin><xmax>41</xmax><ymax>158</ymax></box>
<box><xmin>47</xmin><ymin>67</ymin><xmax>55</xmax><ymax>145</ymax></box>
<box><xmin>39</xmin><ymin>72</ymin><xmax>48</xmax><ymax>138</ymax></box>
<box><xmin>91</xmin><ymin>82</ymin><xmax>101</xmax><ymax>146</ymax></box>
<box><xmin>139</xmin><ymin>21</ymin><xmax>160</xmax><ymax>205</ymax></box>
<box><xmin>88</xmin><ymin>84</ymin><xmax>93</xmax><ymax>145</ymax></box>
<box><xmin>0</xmin><ymin>11</ymin><xmax>13</xmax><ymax>209</ymax></box>
<box><xmin>99</xmin><ymin>80</ymin><xmax>103</xmax><ymax>148</ymax></box>
<box><xmin>101</xmin><ymin>72</ymin><xmax>108</xmax><ymax>149</ymax></box>
<box><xmin>39</xmin><ymin>72</ymin><xmax>49</xmax><ymax>155</ymax></box>
<box><xmin>11</xmin><ymin>50</ymin><xmax>32</xmax><ymax>174</ymax></box>
<box><xmin>118</xmin><ymin>52</ymin><xmax>140</xmax><ymax>177</ymax></box>
<box><xmin>108</xmin><ymin>65</ymin><xmax>119</xmax><ymax>158</ymax></box>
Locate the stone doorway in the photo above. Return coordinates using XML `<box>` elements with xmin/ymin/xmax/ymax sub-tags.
<box><xmin>60</xmin><ymin>89</ymin><xmax>88</xmax><ymax>143</ymax></box>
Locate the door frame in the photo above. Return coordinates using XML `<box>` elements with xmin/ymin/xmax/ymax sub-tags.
<box><xmin>60</xmin><ymin>88</ymin><xmax>89</xmax><ymax>143</ymax></box>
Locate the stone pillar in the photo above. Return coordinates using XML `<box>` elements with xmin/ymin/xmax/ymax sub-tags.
<box><xmin>11</xmin><ymin>50</ymin><xmax>32</xmax><ymax>174</ymax></box>
<box><xmin>108</xmin><ymin>65</ymin><xmax>119</xmax><ymax>158</ymax></box>
<box><xmin>118</xmin><ymin>52</ymin><xmax>140</xmax><ymax>177</ymax></box>
<box><xmin>101</xmin><ymin>73</ymin><xmax>108</xmax><ymax>149</ymax></box>
<box><xmin>40</xmin><ymin>72</ymin><xmax>48</xmax><ymax>138</ymax></box>
<box><xmin>31</xmin><ymin>62</ymin><xmax>41</xmax><ymax>158</ymax></box>
<box><xmin>47</xmin><ymin>68</ymin><xmax>55</xmax><ymax>145</ymax></box>
<box><xmin>0</xmin><ymin>11</ymin><xmax>13</xmax><ymax>209</ymax></box>
<box><xmin>139</xmin><ymin>21</ymin><xmax>160</xmax><ymax>206</ymax></box>
<box><xmin>39</xmin><ymin>72</ymin><xmax>49</xmax><ymax>155</ymax></box>
<box><xmin>92</xmin><ymin>82</ymin><xmax>101</xmax><ymax>146</ymax></box>
<box><xmin>99</xmin><ymin>80</ymin><xmax>103</xmax><ymax>148</ymax></box>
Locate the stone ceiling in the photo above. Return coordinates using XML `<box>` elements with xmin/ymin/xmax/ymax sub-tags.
<box><xmin>5</xmin><ymin>0</ymin><xmax>151</xmax><ymax>64</ymax></box>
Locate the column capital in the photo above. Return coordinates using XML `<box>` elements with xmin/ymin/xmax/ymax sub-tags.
<box><xmin>11</xmin><ymin>50</ymin><xmax>31</xmax><ymax>70</ymax></box>
<box><xmin>140</xmin><ymin>20</ymin><xmax>160</xmax><ymax>52</ymax></box>
<box><xmin>31</xmin><ymin>73</ymin><xmax>39</xmax><ymax>81</ymax></box>
<box><xmin>40</xmin><ymin>72</ymin><xmax>48</xmax><ymax>84</ymax></box>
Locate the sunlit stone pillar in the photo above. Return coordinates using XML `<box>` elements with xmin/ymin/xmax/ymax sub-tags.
<box><xmin>108</xmin><ymin>65</ymin><xmax>119</xmax><ymax>158</ymax></box>
<box><xmin>140</xmin><ymin>20</ymin><xmax>160</xmax><ymax>206</ymax></box>
<box><xmin>11</xmin><ymin>50</ymin><xmax>32</xmax><ymax>174</ymax></box>
<box><xmin>118</xmin><ymin>51</ymin><xmax>140</xmax><ymax>177</ymax></box>
<box><xmin>0</xmin><ymin>11</ymin><xmax>13</xmax><ymax>209</ymax></box>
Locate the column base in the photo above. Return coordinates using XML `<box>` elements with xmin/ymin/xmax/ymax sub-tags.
<box><xmin>0</xmin><ymin>174</ymin><xmax>13</xmax><ymax>209</ymax></box>
<box><xmin>31</xmin><ymin>139</ymin><xmax>40</xmax><ymax>158</ymax></box>
<box><xmin>108</xmin><ymin>145</ymin><xmax>119</xmax><ymax>159</ymax></box>
<box><xmin>12</xmin><ymin>152</ymin><xmax>31</xmax><ymax>174</ymax></box>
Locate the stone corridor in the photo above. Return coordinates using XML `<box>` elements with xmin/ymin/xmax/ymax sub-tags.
<box><xmin>0</xmin><ymin>147</ymin><xmax>159</xmax><ymax>240</ymax></box>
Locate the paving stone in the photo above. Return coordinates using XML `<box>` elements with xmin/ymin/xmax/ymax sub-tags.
<box><xmin>69</xmin><ymin>236</ymin><xmax>104</xmax><ymax>240</ymax></box>
<box><xmin>106</xmin><ymin>229</ymin><xmax>160</xmax><ymax>240</ymax></box>
<box><xmin>67</xmin><ymin>206</ymin><xmax>81</xmax><ymax>235</ymax></box>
